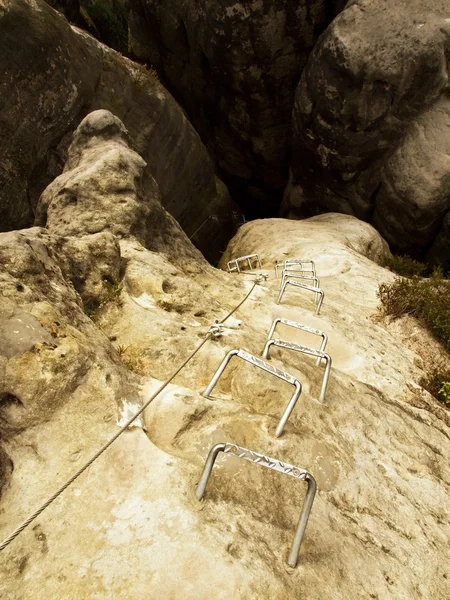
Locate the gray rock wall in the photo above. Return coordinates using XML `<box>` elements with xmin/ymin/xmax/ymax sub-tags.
<box><xmin>129</xmin><ymin>0</ymin><xmax>346</xmax><ymax>214</ymax></box>
<box><xmin>0</xmin><ymin>0</ymin><xmax>238</xmax><ymax>263</ymax></box>
<box><xmin>284</xmin><ymin>0</ymin><xmax>450</xmax><ymax>265</ymax></box>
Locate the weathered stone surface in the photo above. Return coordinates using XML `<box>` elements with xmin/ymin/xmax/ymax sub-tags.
<box><xmin>1</xmin><ymin>194</ymin><xmax>449</xmax><ymax>597</ymax></box>
<box><xmin>0</xmin><ymin>441</ymin><xmax>12</xmax><ymax>498</ymax></box>
<box><xmin>0</xmin><ymin>228</ymin><xmax>139</xmax><ymax>437</ymax></box>
<box><xmin>285</xmin><ymin>0</ymin><xmax>450</xmax><ymax>259</ymax></box>
<box><xmin>54</xmin><ymin>232</ymin><xmax>122</xmax><ymax>309</ymax></box>
<box><xmin>36</xmin><ymin>110</ymin><xmax>207</xmax><ymax>271</ymax></box>
<box><xmin>373</xmin><ymin>96</ymin><xmax>450</xmax><ymax>261</ymax></box>
<box><xmin>129</xmin><ymin>0</ymin><xmax>347</xmax><ymax>214</ymax></box>
<box><xmin>0</xmin><ymin>0</ymin><xmax>237</xmax><ymax>261</ymax></box>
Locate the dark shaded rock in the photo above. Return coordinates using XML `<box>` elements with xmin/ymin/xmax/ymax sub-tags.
<box><xmin>0</xmin><ymin>0</ymin><xmax>237</xmax><ymax>262</ymax></box>
<box><xmin>372</xmin><ymin>96</ymin><xmax>450</xmax><ymax>260</ymax></box>
<box><xmin>426</xmin><ymin>212</ymin><xmax>450</xmax><ymax>271</ymax></box>
<box><xmin>284</xmin><ymin>0</ymin><xmax>450</xmax><ymax>259</ymax></box>
<box><xmin>129</xmin><ymin>0</ymin><xmax>347</xmax><ymax>215</ymax></box>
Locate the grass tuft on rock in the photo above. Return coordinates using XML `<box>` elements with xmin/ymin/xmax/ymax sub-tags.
<box><xmin>420</xmin><ymin>365</ymin><xmax>450</xmax><ymax>406</ymax></box>
<box><xmin>378</xmin><ymin>268</ymin><xmax>450</xmax><ymax>406</ymax></box>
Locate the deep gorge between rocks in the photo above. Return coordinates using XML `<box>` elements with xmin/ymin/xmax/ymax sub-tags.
<box><xmin>0</xmin><ymin>2</ymin><xmax>449</xmax><ymax>599</ymax></box>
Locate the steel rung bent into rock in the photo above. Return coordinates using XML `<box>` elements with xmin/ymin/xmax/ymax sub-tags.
<box><xmin>277</xmin><ymin>280</ymin><xmax>324</xmax><ymax>315</ymax></box>
<box><xmin>281</xmin><ymin>271</ymin><xmax>320</xmax><ymax>303</ymax></box>
<box><xmin>196</xmin><ymin>442</ymin><xmax>317</xmax><ymax>568</ymax></box>
<box><xmin>275</xmin><ymin>259</ymin><xmax>316</xmax><ymax>278</ymax></box>
<box><xmin>202</xmin><ymin>349</ymin><xmax>302</xmax><ymax>437</ymax></box>
<box><xmin>266</xmin><ymin>317</ymin><xmax>328</xmax><ymax>366</ymax></box>
<box><xmin>263</xmin><ymin>339</ymin><xmax>332</xmax><ymax>403</ymax></box>
<box><xmin>227</xmin><ymin>254</ymin><xmax>262</xmax><ymax>273</ymax></box>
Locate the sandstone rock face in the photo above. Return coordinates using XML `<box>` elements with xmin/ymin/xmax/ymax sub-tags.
<box><xmin>0</xmin><ymin>0</ymin><xmax>238</xmax><ymax>261</ymax></box>
<box><xmin>36</xmin><ymin>109</ymin><xmax>205</xmax><ymax>269</ymax></box>
<box><xmin>0</xmin><ymin>121</ymin><xmax>448</xmax><ymax>599</ymax></box>
<box><xmin>0</xmin><ymin>227</ymin><xmax>141</xmax><ymax>486</ymax></box>
<box><xmin>285</xmin><ymin>0</ymin><xmax>450</xmax><ymax>261</ymax></box>
<box><xmin>129</xmin><ymin>0</ymin><xmax>347</xmax><ymax>214</ymax></box>
<box><xmin>373</xmin><ymin>96</ymin><xmax>450</xmax><ymax>264</ymax></box>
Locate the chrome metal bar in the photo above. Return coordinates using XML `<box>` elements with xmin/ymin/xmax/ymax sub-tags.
<box><xmin>195</xmin><ymin>442</ymin><xmax>226</xmax><ymax>500</ymax></box>
<box><xmin>227</xmin><ymin>259</ymin><xmax>240</xmax><ymax>273</ymax></box>
<box><xmin>285</xmin><ymin>259</ymin><xmax>316</xmax><ymax>273</ymax></box>
<box><xmin>262</xmin><ymin>339</ymin><xmax>331</xmax><ymax>402</ymax></box>
<box><xmin>266</xmin><ymin>317</ymin><xmax>328</xmax><ymax>366</ymax></box>
<box><xmin>281</xmin><ymin>272</ymin><xmax>320</xmax><ymax>303</ymax></box>
<box><xmin>228</xmin><ymin>254</ymin><xmax>262</xmax><ymax>273</ymax></box>
<box><xmin>277</xmin><ymin>280</ymin><xmax>324</xmax><ymax>315</ymax></box>
<box><xmin>196</xmin><ymin>442</ymin><xmax>316</xmax><ymax>568</ymax></box>
<box><xmin>282</xmin><ymin>272</ymin><xmax>319</xmax><ymax>286</ymax></box>
<box><xmin>275</xmin><ymin>259</ymin><xmax>315</xmax><ymax>278</ymax></box>
<box><xmin>202</xmin><ymin>349</ymin><xmax>302</xmax><ymax>436</ymax></box>
<box><xmin>202</xmin><ymin>349</ymin><xmax>240</xmax><ymax>397</ymax></box>
<box><xmin>288</xmin><ymin>472</ymin><xmax>317</xmax><ymax>568</ymax></box>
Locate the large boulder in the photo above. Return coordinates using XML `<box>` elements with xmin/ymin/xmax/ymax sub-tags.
<box><xmin>36</xmin><ymin>109</ymin><xmax>207</xmax><ymax>270</ymax></box>
<box><xmin>284</xmin><ymin>0</ymin><xmax>450</xmax><ymax>261</ymax></box>
<box><xmin>0</xmin><ymin>117</ymin><xmax>448</xmax><ymax>597</ymax></box>
<box><xmin>372</xmin><ymin>96</ymin><xmax>450</xmax><ymax>263</ymax></box>
<box><xmin>129</xmin><ymin>0</ymin><xmax>347</xmax><ymax>215</ymax></box>
<box><xmin>0</xmin><ymin>0</ymin><xmax>238</xmax><ymax>262</ymax></box>
<box><xmin>1</xmin><ymin>206</ymin><xmax>449</xmax><ymax>598</ymax></box>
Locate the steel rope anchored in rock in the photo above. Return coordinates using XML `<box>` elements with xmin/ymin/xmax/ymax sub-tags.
<box><xmin>196</xmin><ymin>442</ymin><xmax>317</xmax><ymax>568</ymax></box>
<box><xmin>0</xmin><ymin>279</ymin><xmax>264</xmax><ymax>553</ymax></box>
<box><xmin>202</xmin><ymin>349</ymin><xmax>302</xmax><ymax>437</ymax></box>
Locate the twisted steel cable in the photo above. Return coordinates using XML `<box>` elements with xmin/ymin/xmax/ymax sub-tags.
<box><xmin>0</xmin><ymin>279</ymin><xmax>261</xmax><ymax>552</ymax></box>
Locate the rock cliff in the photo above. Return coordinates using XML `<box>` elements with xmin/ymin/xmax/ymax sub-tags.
<box><xmin>0</xmin><ymin>0</ymin><xmax>238</xmax><ymax>262</ymax></box>
<box><xmin>284</xmin><ymin>0</ymin><xmax>450</xmax><ymax>264</ymax></box>
<box><xmin>129</xmin><ymin>0</ymin><xmax>347</xmax><ymax>214</ymax></box>
<box><xmin>1</xmin><ymin>0</ymin><xmax>450</xmax><ymax>265</ymax></box>
<box><xmin>0</xmin><ymin>112</ymin><xmax>448</xmax><ymax>599</ymax></box>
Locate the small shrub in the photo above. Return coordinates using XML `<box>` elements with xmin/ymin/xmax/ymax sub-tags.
<box><xmin>117</xmin><ymin>345</ymin><xmax>147</xmax><ymax>374</ymax></box>
<box><xmin>420</xmin><ymin>367</ymin><xmax>450</xmax><ymax>406</ymax></box>
<box><xmin>379</xmin><ymin>269</ymin><xmax>450</xmax><ymax>407</ymax></box>
<box><xmin>133</xmin><ymin>62</ymin><xmax>160</xmax><ymax>88</ymax></box>
<box><xmin>84</xmin><ymin>300</ymin><xmax>100</xmax><ymax>318</ymax></box>
<box><xmin>378</xmin><ymin>271</ymin><xmax>450</xmax><ymax>352</ymax></box>
<box><xmin>84</xmin><ymin>279</ymin><xmax>122</xmax><ymax>318</ymax></box>
<box><xmin>383</xmin><ymin>254</ymin><xmax>426</xmax><ymax>278</ymax></box>
<box><xmin>439</xmin><ymin>382</ymin><xmax>450</xmax><ymax>404</ymax></box>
